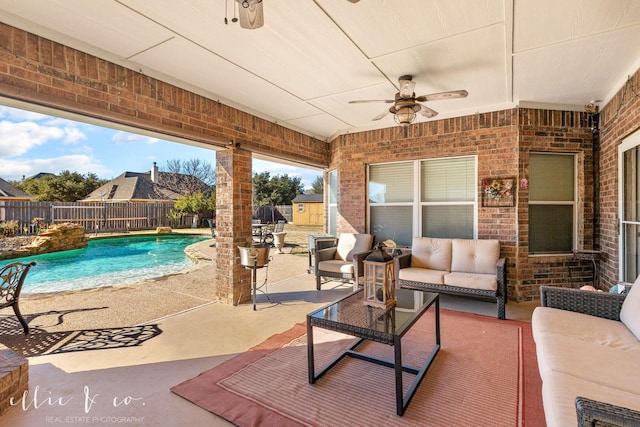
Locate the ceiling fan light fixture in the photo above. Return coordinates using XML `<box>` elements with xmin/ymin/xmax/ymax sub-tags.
<box><xmin>394</xmin><ymin>106</ymin><xmax>416</xmax><ymax>126</ymax></box>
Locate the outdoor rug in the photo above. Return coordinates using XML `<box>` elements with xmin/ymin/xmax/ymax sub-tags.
<box><xmin>171</xmin><ymin>309</ymin><xmax>544</xmax><ymax>426</ymax></box>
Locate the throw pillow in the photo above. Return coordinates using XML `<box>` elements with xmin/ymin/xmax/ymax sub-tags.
<box><xmin>620</xmin><ymin>278</ymin><xmax>640</xmax><ymax>339</ymax></box>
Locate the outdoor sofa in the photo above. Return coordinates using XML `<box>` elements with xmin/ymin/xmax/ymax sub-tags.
<box><xmin>532</xmin><ymin>281</ymin><xmax>640</xmax><ymax>427</ymax></box>
<box><xmin>394</xmin><ymin>237</ymin><xmax>507</xmax><ymax>319</ymax></box>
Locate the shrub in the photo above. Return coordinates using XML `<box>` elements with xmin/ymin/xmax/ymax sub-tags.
<box><xmin>0</xmin><ymin>220</ymin><xmax>20</xmax><ymax>237</ymax></box>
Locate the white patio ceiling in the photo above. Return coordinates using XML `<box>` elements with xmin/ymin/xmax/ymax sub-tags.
<box><xmin>1</xmin><ymin>0</ymin><xmax>639</xmax><ymax>141</ymax></box>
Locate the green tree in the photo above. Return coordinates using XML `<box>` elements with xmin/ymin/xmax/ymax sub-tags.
<box><xmin>310</xmin><ymin>175</ymin><xmax>323</xmax><ymax>194</ymax></box>
<box><xmin>252</xmin><ymin>172</ymin><xmax>303</xmax><ymax>206</ymax></box>
<box><xmin>16</xmin><ymin>171</ymin><xmax>106</xmax><ymax>201</ymax></box>
<box><xmin>169</xmin><ymin>191</ymin><xmax>216</xmax><ymax>223</ymax></box>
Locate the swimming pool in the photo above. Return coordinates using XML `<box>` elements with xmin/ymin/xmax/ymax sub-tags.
<box><xmin>1</xmin><ymin>234</ymin><xmax>207</xmax><ymax>294</ymax></box>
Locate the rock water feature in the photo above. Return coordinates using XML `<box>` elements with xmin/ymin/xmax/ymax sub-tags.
<box><xmin>18</xmin><ymin>223</ymin><xmax>88</xmax><ymax>256</ymax></box>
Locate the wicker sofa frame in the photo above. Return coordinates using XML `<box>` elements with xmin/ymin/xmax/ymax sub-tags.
<box><xmin>395</xmin><ymin>254</ymin><xmax>507</xmax><ymax>319</ymax></box>
<box><xmin>540</xmin><ymin>285</ymin><xmax>640</xmax><ymax>426</ymax></box>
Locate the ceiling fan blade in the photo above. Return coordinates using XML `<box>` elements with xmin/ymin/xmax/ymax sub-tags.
<box><xmin>237</xmin><ymin>0</ymin><xmax>264</xmax><ymax>29</ymax></box>
<box><xmin>349</xmin><ymin>99</ymin><xmax>395</xmax><ymax>104</ymax></box>
<box><xmin>416</xmin><ymin>90</ymin><xmax>468</xmax><ymax>102</ymax></box>
<box><xmin>347</xmin><ymin>0</ymin><xmax>360</xmax><ymax>2</ymax></box>
<box><xmin>372</xmin><ymin>108</ymin><xmax>390</xmax><ymax>121</ymax></box>
<box><xmin>417</xmin><ymin>103</ymin><xmax>439</xmax><ymax>118</ymax></box>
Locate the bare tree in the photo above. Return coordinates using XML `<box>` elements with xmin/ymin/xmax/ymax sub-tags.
<box><xmin>162</xmin><ymin>158</ymin><xmax>216</xmax><ymax>196</ymax></box>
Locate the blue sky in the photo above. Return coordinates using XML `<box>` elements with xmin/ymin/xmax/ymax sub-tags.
<box><xmin>0</xmin><ymin>105</ymin><xmax>322</xmax><ymax>189</ymax></box>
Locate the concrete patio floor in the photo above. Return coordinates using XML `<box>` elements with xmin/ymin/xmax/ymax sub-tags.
<box><xmin>0</xmin><ymin>237</ymin><xmax>538</xmax><ymax>426</ymax></box>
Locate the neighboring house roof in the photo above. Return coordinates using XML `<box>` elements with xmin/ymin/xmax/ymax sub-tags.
<box><xmin>82</xmin><ymin>171</ymin><xmax>183</xmax><ymax>202</ymax></box>
<box><xmin>0</xmin><ymin>177</ymin><xmax>31</xmax><ymax>200</ymax></box>
<box><xmin>292</xmin><ymin>194</ymin><xmax>323</xmax><ymax>203</ymax></box>
<box><xmin>81</xmin><ymin>165</ymin><xmax>212</xmax><ymax>203</ymax></box>
<box><xmin>26</xmin><ymin>172</ymin><xmax>55</xmax><ymax>180</ymax></box>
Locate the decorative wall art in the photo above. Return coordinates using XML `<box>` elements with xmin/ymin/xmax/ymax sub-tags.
<box><xmin>482</xmin><ymin>178</ymin><xmax>514</xmax><ymax>207</ymax></box>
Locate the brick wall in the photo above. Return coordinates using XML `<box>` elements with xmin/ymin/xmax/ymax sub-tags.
<box><xmin>215</xmin><ymin>148</ymin><xmax>253</xmax><ymax>304</ymax></box>
<box><xmin>0</xmin><ymin>23</ymin><xmax>327</xmax><ymax>167</ymax></box>
<box><xmin>516</xmin><ymin>109</ymin><xmax>595</xmax><ymax>299</ymax></box>
<box><xmin>598</xmin><ymin>69</ymin><xmax>640</xmax><ymax>288</ymax></box>
<box><xmin>330</xmin><ymin>108</ymin><xmax>595</xmax><ymax>301</ymax></box>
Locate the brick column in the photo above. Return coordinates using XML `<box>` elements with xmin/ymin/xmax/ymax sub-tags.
<box><xmin>215</xmin><ymin>147</ymin><xmax>252</xmax><ymax>304</ymax></box>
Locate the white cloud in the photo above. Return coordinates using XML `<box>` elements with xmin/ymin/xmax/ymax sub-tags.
<box><xmin>112</xmin><ymin>131</ymin><xmax>159</xmax><ymax>144</ymax></box>
<box><xmin>0</xmin><ymin>120</ymin><xmax>64</xmax><ymax>157</ymax></box>
<box><xmin>0</xmin><ymin>106</ymin><xmax>48</xmax><ymax>122</ymax></box>
<box><xmin>0</xmin><ymin>155</ymin><xmax>113</xmax><ymax>181</ymax></box>
<box><xmin>62</xmin><ymin>127</ymin><xmax>87</xmax><ymax>145</ymax></box>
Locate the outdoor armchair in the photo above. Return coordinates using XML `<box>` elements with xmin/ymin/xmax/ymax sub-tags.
<box><xmin>0</xmin><ymin>261</ymin><xmax>36</xmax><ymax>334</ymax></box>
<box><xmin>314</xmin><ymin>233</ymin><xmax>374</xmax><ymax>291</ymax></box>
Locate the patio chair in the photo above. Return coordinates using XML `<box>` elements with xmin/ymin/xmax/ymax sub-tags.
<box><xmin>0</xmin><ymin>261</ymin><xmax>36</xmax><ymax>334</ymax></box>
<box><xmin>314</xmin><ymin>233</ymin><xmax>374</xmax><ymax>291</ymax></box>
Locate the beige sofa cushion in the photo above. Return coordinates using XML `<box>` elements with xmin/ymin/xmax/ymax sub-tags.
<box><xmin>533</xmin><ymin>306</ymin><xmax>640</xmax><ymax>351</ymax></box>
<box><xmin>410</xmin><ymin>237</ymin><xmax>452</xmax><ymax>271</ymax></box>
<box><xmin>620</xmin><ymin>277</ymin><xmax>640</xmax><ymax>340</ymax></box>
<box><xmin>450</xmin><ymin>238</ymin><xmax>500</xmax><ymax>275</ymax></box>
<box><xmin>534</xmin><ymin>330</ymin><xmax>640</xmax><ymax>395</ymax></box>
<box><xmin>336</xmin><ymin>233</ymin><xmax>373</xmax><ymax>262</ymax></box>
<box><xmin>398</xmin><ymin>267</ymin><xmax>447</xmax><ymax>285</ymax></box>
<box><xmin>444</xmin><ymin>272</ymin><xmax>497</xmax><ymax>291</ymax></box>
<box><xmin>533</xmin><ymin>307</ymin><xmax>640</xmax><ymax>396</ymax></box>
<box><xmin>542</xmin><ymin>371</ymin><xmax>640</xmax><ymax>427</ymax></box>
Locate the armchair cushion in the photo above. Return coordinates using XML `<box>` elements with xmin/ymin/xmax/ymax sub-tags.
<box><xmin>336</xmin><ymin>233</ymin><xmax>373</xmax><ymax>262</ymax></box>
<box><xmin>621</xmin><ymin>278</ymin><xmax>640</xmax><ymax>340</ymax></box>
<box><xmin>318</xmin><ymin>260</ymin><xmax>355</xmax><ymax>275</ymax></box>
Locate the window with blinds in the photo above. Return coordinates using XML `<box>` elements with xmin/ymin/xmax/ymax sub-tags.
<box><xmin>528</xmin><ymin>153</ymin><xmax>576</xmax><ymax>254</ymax></box>
<box><xmin>368</xmin><ymin>162</ymin><xmax>414</xmax><ymax>245</ymax></box>
<box><xmin>368</xmin><ymin>156</ymin><xmax>476</xmax><ymax>246</ymax></box>
<box><xmin>421</xmin><ymin>157</ymin><xmax>475</xmax><ymax>239</ymax></box>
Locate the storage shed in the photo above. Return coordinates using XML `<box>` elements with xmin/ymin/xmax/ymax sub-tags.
<box><xmin>292</xmin><ymin>194</ymin><xmax>323</xmax><ymax>226</ymax></box>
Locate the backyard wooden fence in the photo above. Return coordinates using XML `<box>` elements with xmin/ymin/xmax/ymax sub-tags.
<box><xmin>1</xmin><ymin>201</ymin><xmax>294</xmax><ymax>236</ymax></box>
<box><xmin>0</xmin><ymin>201</ymin><xmax>196</xmax><ymax>235</ymax></box>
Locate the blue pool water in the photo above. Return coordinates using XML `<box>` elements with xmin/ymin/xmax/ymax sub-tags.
<box><xmin>1</xmin><ymin>234</ymin><xmax>207</xmax><ymax>294</ymax></box>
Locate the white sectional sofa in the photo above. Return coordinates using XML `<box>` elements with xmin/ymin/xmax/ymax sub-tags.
<box><xmin>394</xmin><ymin>237</ymin><xmax>507</xmax><ymax>319</ymax></box>
<box><xmin>532</xmin><ymin>280</ymin><xmax>640</xmax><ymax>427</ymax></box>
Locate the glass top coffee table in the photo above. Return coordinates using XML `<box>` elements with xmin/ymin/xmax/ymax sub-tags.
<box><xmin>307</xmin><ymin>288</ymin><xmax>440</xmax><ymax>416</ymax></box>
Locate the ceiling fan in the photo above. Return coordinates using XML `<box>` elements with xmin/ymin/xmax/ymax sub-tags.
<box><xmin>349</xmin><ymin>75</ymin><xmax>468</xmax><ymax>126</ymax></box>
<box><xmin>230</xmin><ymin>0</ymin><xmax>360</xmax><ymax>30</ymax></box>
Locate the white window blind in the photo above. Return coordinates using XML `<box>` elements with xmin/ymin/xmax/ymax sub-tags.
<box><xmin>369</xmin><ymin>162</ymin><xmax>413</xmax><ymax>203</ymax></box>
<box><xmin>421</xmin><ymin>157</ymin><xmax>475</xmax><ymax>202</ymax></box>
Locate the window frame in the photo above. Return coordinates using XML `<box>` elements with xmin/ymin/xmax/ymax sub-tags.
<box><xmin>528</xmin><ymin>152</ymin><xmax>578</xmax><ymax>255</ymax></box>
<box><xmin>367</xmin><ymin>155</ymin><xmax>478</xmax><ymax>246</ymax></box>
